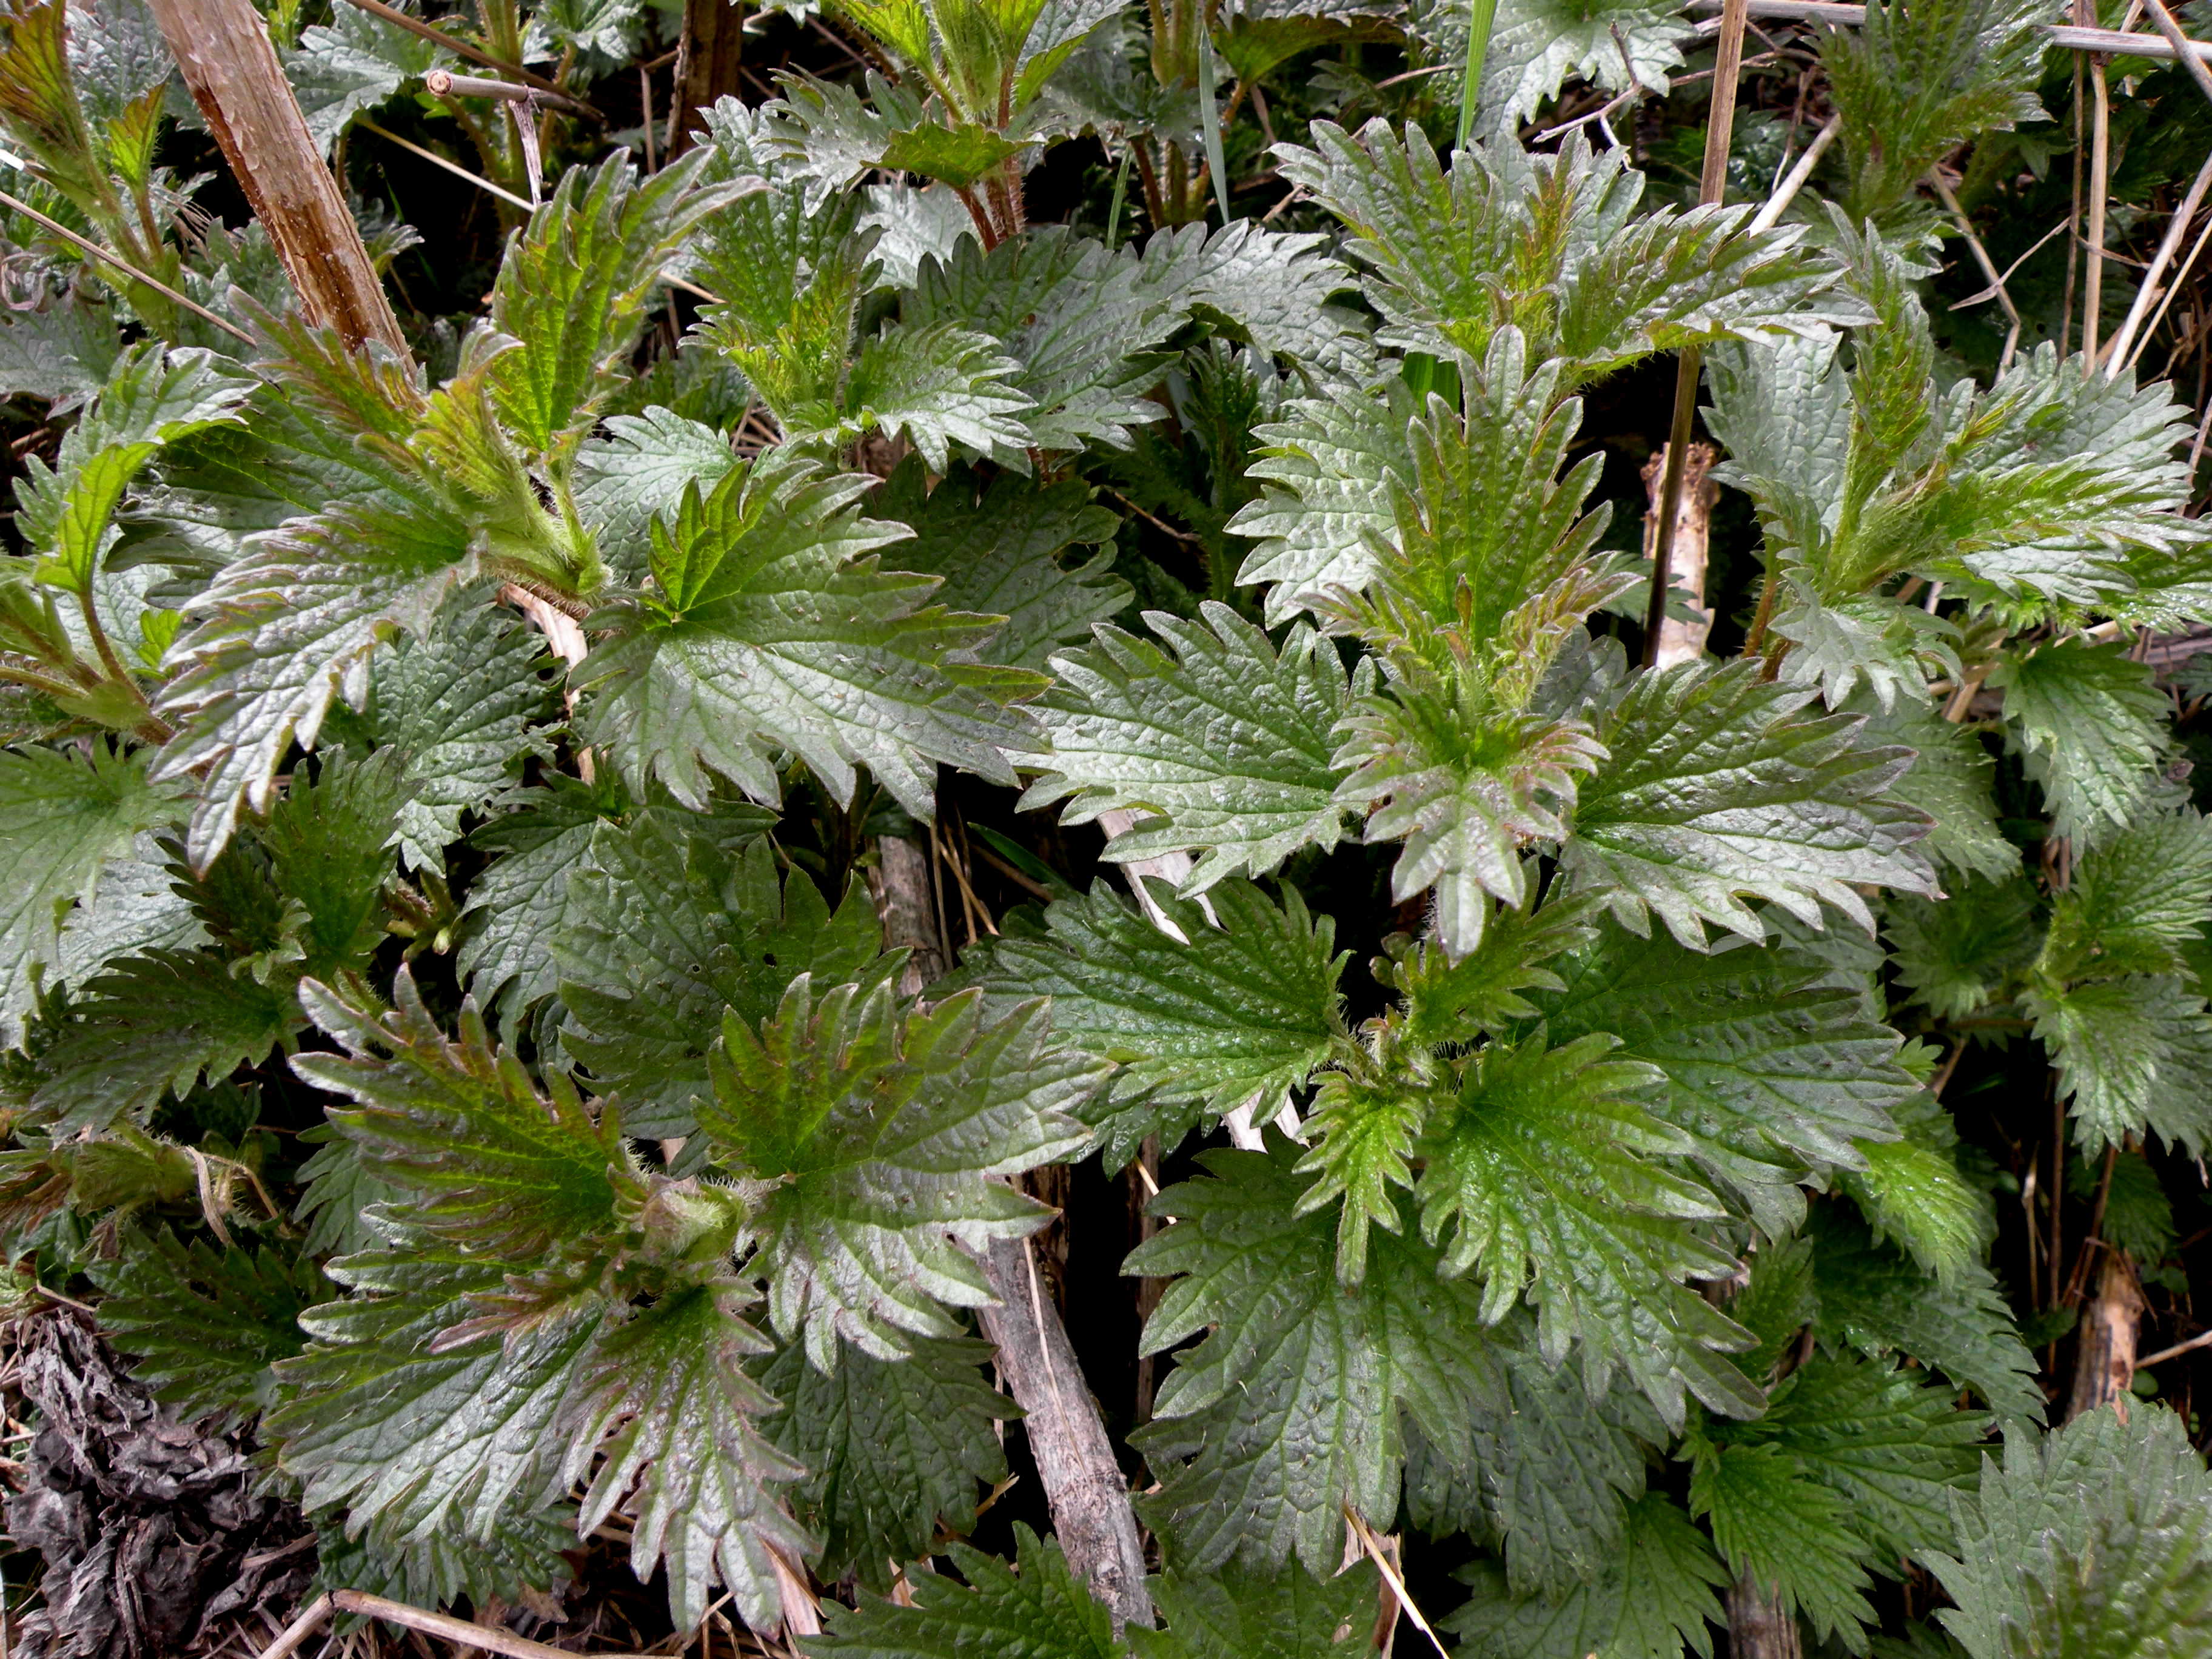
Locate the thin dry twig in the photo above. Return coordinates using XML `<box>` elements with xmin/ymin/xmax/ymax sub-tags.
<box><xmin>1929</xmin><ymin>169</ymin><xmax>2023</xmax><ymax>370</ymax></box>
<box><xmin>331</xmin><ymin>1592</ymin><xmax>650</xmax><ymax>1659</ymax></box>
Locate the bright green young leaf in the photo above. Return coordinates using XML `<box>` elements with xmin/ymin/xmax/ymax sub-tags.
<box><xmin>1996</xmin><ymin>642</ymin><xmax>2168</xmax><ymax>845</ymax></box>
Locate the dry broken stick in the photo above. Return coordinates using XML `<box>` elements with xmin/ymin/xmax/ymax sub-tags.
<box><xmin>869</xmin><ymin>831</ymin><xmax>1155</xmax><ymax>1632</ymax></box>
<box><xmin>144</xmin><ymin>0</ymin><xmax>407</xmax><ymax>352</ymax></box>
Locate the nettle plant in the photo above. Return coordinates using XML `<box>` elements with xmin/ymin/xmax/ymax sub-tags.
<box><xmin>7</xmin><ymin>0</ymin><xmax>2212</xmax><ymax>1652</ymax></box>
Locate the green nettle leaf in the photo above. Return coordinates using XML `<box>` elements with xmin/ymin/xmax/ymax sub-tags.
<box><xmin>1821</xmin><ymin>0</ymin><xmax>2050</xmax><ymax>224</ymax></box>
<box><xmin>1444</xmin><ymin>1490</ymin><xmax>1727</xmax><ymax>1659</ymax></box>
<box><xmin>1842</xmin><ymin>1090</ymin><xmax>1992</xmax><ymax>1287</ymax></box>
<box><xmin>1408</xmin><ymin>1324</ymin><xmax>1667</xmax><ymax>1595</ymax></box>
<box><xmin>90</xmin><ymin>1228</ymin><xmax>326</xmax><ymax>1426</ymax></box>
<box><xmin>268</xmin><ymin>1238</ymin><xmax>604</xmax><ymax>1546</ymax></box>
<box><xmin>155</xmin><ymin>502</ymin><xmax>475</xmax><ymax>867</ymax></box>
<box><xmin>871</xmin><ymin>458</ymin><xmax>1127</xmax><ymax>674</ymax></box>
<box><xmin>1855</xmin><ymin>696</ymin><xmax>2017</xmax><ymax>883</ymax></box>
<box><xmin>2026</xmin><ymin>973</ymin><xmax>2212</xmax><ymax>1155</ymax></box>
<box><xmin>1563</xmin><ymin>661</ymin><xmax>1939</xmax><ymax>947</ymax></box>
<box><xmin>2036</xmin><ymin>811</ymin><xmax>2212</xmax><ymax>985</ymax></box>
<box><xmin>485</xmin><ymin>150</ymin><xmax>734</xmax><ymax>460</ymax></box>
<box><xmin>1808</xmin><ymin>1209</ymin><xmax>2043</xmax><ymax>1426</ymax></box>
<box><xmin>1130</xmin><ymin>1556</ymin><xmax>1383</xmax><ymax>1659</ymax></box>
<box><xmin>27</xmin><ymin>949</ymin><xmax>296</xmax><ymax>1133</ymax></box>
<box><xmin>556</xmin><ymin>814</ymin><xmax>890</xmax><ymax>1139</ymax></box>
<box><xmin>456</xmin><ymin>775</ymin><xmax>633</xmax><ymax>1018</ymax></box>
<box><xmin>338</xmin><ymin>601</ymin><xmax>554</xmax><ymax>872</ymax></box>
<box><xmin>1888</xmin><ymin>876</ymin><xmax>2042</xmax><ymax>1021</ymax></box>
<box><xmin>281</xmin><ymin>0</ymin><xmax>448</xmax><ymax>153</ymax></box>
<box><xmin>16</xmin><ymin>344</ymin><xmax>252</xmax><ymax>597</ymax></box>
<box><xmin>1131</xmin><ymin>1138</ymin><xmax>1506</xmax><ymax>1574</ymax></box>
<box><xmin>699</xmin><ymin>977</ymin><xmax>1098</xmax><ymax>1366</ymax></box>
<box><xmin>1526</xmin><ymin>918</ymin><xmax>1921</xmax><ymax>1235</ymax></box>
<box><xmin>575</xmin><ymin>449</ymin><xmax>1041</xmax><ymax>821</ymax></box>
<box><xmin>1414</xmin><ymin>1030</ymin><xmax>1759</xmax><ymax>1424</ymax></box>
<box><xmin>574</xmin><ymin>407</ymin><xmax>742</xmax><ymax>581</ymax></box>
<box><xmin>0</xmin><ymin>739</ymin><xmax>183</xmax><ymax>1041</ymax></box>
<box><xmin>799</xmin><ymin>320</ymin><xmax>1034</xmax><ymax>468</ymax></box>
<box><xmin>1381</xmin><ymin>890</ymin><xmax>1603</xmax><ymax>1048</ymax></box>
<box><xmin>1019</xmin><ymin>602</ymin><xmax>1355</xmax><ymax>892</ymax></box>
<box><xmin>291</xmin><ymin>968</ymin><xmax>637</xmax><ymax>1266</ymax></box>
<box><xmin>806</xmin><ymin>1526</ymin><xmax>1122</xmax><ymax>1659</ymax></box>
<box><xmin>560</xmin><ymin>1282</ymin><xmax>813</xmax><ymax>1632</ymax></box>
<box><xmin>1688</xmin><ymin>1434</ymin><xmax>1877</xmax><ymax>1647</ymax></box>
<box><xmin>1929</xmin><ymin>1404</ymin><xmax>2212</xmax><ymax>1659</ymax></box>
<box><xmin>1996</xmin><ymin>642</ymin><xmax>2170</xmax><ymax>845</ymax></box>
<box><xmin>1273</xmin><ymin>122</ymin><xmax>1861</xmax><ymax>384</ymax></box>
<box><xmin>762</xmin><ymin>1333</ymin><xmax>1012</xmax><ymax>1590</ymax></box>
<box><xmin>1227</xmin><ymin>378</ymin><xmax>1421</xmax><ymax>623</ymax></box>
<box><xmin>953</xmin><ymin>880</ymin><xmax>1347</xmax><ymax>1165</ymax></box>
<box><xmin>313</xmin><ymin>1501</ymin><xmax>577</xmax><ymax>1634</ymax></box>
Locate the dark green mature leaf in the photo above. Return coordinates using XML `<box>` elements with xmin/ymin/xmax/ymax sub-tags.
<box><xmin>1744</xmin><ymin>1355</ymin><xmax>1988</xmax><ymax>1564</ymax></box>
<box><xmin>1857</xmin><ymin>696</ymin><xmax>2017</xmax><ymax>883</ymax></box>
<box><xmin>555</xmin><ymin>810</ymin><xmax>889</xmax><ymax>1138</ymax></box>
<box><xmin>292</xmin><ymin>967</ymin><xmax>635</xmax><ymax>1264</ymax></box>
<box><xmin>1809</xmin><ymin>1208</ymin><xmax>2043</xmax><ymax>1425</ymax></box>
<box><xmin>1131</xmin><ymin>1138</ymin><xmax>1505</xmax><ymax>1573</ymax></box>
<box><xmin>1444</xmin><ymin>1491</ymin><xmax>1726</xmax><ymax>1659</ymax></box>
<box><xmin>872</xmin><ymin>458</ymin><xmax>1127</xmax><ymax>674</ymax></box>
<box><xmin>1420</xmin><ymin>1326</ymin><xmax>1669</xmax><ymax>1595</ymax></box>
<box><xmin>1930</xmin><ymin>1404</ymin><xmax>2212</xmax><ymax>1659</ymax></box>
<box><xmin>27</xmin><ymin>948</ymin><xmax>295</xmax><ymax>1133</ymax></box>
<box><xmin>1274</xmin><ymin>123</ymin><xmax>1860</xmax><ymax>384</ymax></box>
<box><xmin>1019</xmin><ymin>603</ymin><xmax>1353</xmax><ymax>892</ymax></box>
<box><xmin>560</xmin><ymin>1282</ymin><xmax>810</xmax><ymax>1631</ymax></box>
<box><xmin>905</xmin><ymin>226</ymin><xmax>1181</xmax><ymax>452</ymax></box>
<box><xmin>1527</xmin><ymin>919</ymin><xmax>1920</xmax><ymax>1235</ymax></box>
<box><xmin>341</xmin><ymin>601</ymin><xmax>554</xmax><ymax>872</ymax></box>
<box><xmin>486</xmin><ymin>151</ymin><xmax>732</xmax><ymax>458</ymax></box>
<box><xmin>806</xmin><ymin>1525</ymin><xmax>1122</xmax><ymax>1659</ymax></box>
<box><xmin>0</xmin><ymin>739</ymin><xmax>183</xmax><ymax>1041</ymax></box>
<box><xmin>1416</xmin><ymin>1031</ymin><xmax>1758</xmax><ymax>1425</ymax></box>
<box><xmin>155</xmin><ymin>503</ymin><xmax>474</xmax><ymax>867</ymax></box>
<box><xmin>1563</xmin><ymin>661</ymin><xmax>1939</xmax><ymax>947</ymax></box>
<box><xmin>1997</xmin><ymin>643</ymin><xmax>2169</xmax><ymax>845</ymax></box>
<box><xmin>283</xmin><ymin>0</ymin><xmax>447</xmax><ymax>152</ymax></box>
<box><xmin>700</xmin><ymin>978</ymin><xmax>1098</xmax><ymax>1366</ymax></box>
<box><xmin>762</xmin><ymin>1333</ymin><xmax>1011</xmax><ymax>1590</ymax></box>
<box><xmin>2037</xmin><ymin>811</ymin><xmax>2212</xmax><ymax>984</ymax></box>
<box><xmin>800</xmin><ymin>321</ymin><xmax>1033</xmax><ymax>469</ymax></box>
<box><xmin>313</xmin><ymin>1500</ymin><xmax>576</xmax><ymax>1626</ymax></box>
<box><xmin>1130</xmin><ymin>1555</ymin><xmax>1382</xmax><ymax>1659</ymax></box>
<box><xmin>1689</xmin><ymin>1434</ymin><xmax>1877</xmax><ymax>1646</ymax></box>
<box><xmin>252</xmin><ymin>745</ymin><xmax>411</xmax><ymax>977</ymax></box>
<box><xmin>953</xmin><ymin>879</ymin><xmax>1346</xmax><ymax>1161</ymax></box>
<box><xmin>1888</xmin><ymin>876</ymin><xmax>2041</xmax><ymax>1022</ymax></box>
<box><xmin>577</xmin><ymin>451</ymin><xmax>1040</xmax><ymax>821</ymax></box>
<box><xmin>90</xmin><ymin>1228</ymin><xmax>324</xmax><ymax>1424</ymax></box>
<box><xmin>269</xmin><ymin>1236</ymin><xmax>603</xmax><ymax>1545</ymax></box>
<box><xmin>457</xmin><ymin>774</ymin><xmax>632</xmax><ymax>1018</ymax></box>
<box><xmin>293</xmin><ymin>1128</ymin><xmax>405</xmax><ymax>1258</ymax></box>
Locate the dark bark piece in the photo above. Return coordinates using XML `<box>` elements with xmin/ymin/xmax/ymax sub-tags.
<box><xmin>670</xmin><ymin>0</ymin><xmax>745</xmax><ymax>155</ymax></box>
<box><xmin>144</xmin><ymin>0</ymin><xmax>407</xmax><ymax>352</ymax></box>
<box><xmin>1726</xmin><ymin>1569</ymin><xmax>1804</xmax><ymax>1659</ymax></box>
<box><xmin>2066</xmin><ymin>1250</ymin><xmax>2147</xmax><ymax>1423</ymax></box>
<box><xmin>869</xmin><ymin>833</ymin><xmax>1155</xmax><ymax>1632</ymax></box>
<box><xmin>3</xmin><ymin>1313</ymin><xmax>314</xmax><ymax>1659</ymax></box>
